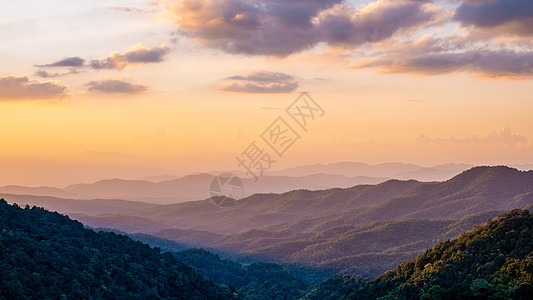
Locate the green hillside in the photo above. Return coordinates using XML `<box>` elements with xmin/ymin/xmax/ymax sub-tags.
<box><xmin>306</xmin><ymin>209</ymin><xmax>533</xmax><ymax>299</ymax></box>
<box><xmin>174</xmin><ymin>248</ymin><xmax>311</xmax><ymax>299</ymax></box>
<box><xmin>0</xmin><ymin>199</ymin><xmax>234</xmax><ymax>299</ymax></box>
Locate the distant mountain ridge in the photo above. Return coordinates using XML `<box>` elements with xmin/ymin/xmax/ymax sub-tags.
<box><xmin>5</xmin><ymin>166</ymin><xmax>533</xmax><ymax>277</ymax></box>
<box><xmin>0</xmin><ymin>162</ymin><xmax>487</xmax><ymax>204</ymax></box>
<box><xmin>0</xmin><ymin>173</ymin><xmax>387</xmax><ymax>204</ymax></box>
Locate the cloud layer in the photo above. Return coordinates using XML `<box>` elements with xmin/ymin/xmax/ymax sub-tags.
<box><xmin>86</xmin><ymin>79</ymin><xmax>148</xmax><ymax>94</ymax></box>
<box><xmin>162</xmin><ymin>0</ymin><xmax>443</xmax><ymax>56</ymax></box>
<box><xmin>219</xmin><ymin>71</ymin><xmax>298</xmax><ymax>93</ymax></box>
<box><xmin>0</xmin><ymin>76</ymin><xmax>67</xmax><ymax>100</ymax></box>
<box><xmin>35</xmin><ymin>68</ymin><xmax>81</xmax><ymax>78</ymax></box>
<box><xmin>317</xmin><ymin>1</ymin><xmax>443</xmax><ymax>46</ymax></box>
<box><xmin>353</xmin><ymin>35</ymin><xmax>533</xmax><ymax>78</ymax></box>
<box><xmin>159</xmin><ymin>0</ymin><xmax>533</xmax><ymax>78</ymax></box>
<box><xmin>90</xmin><ymin>44</ymin><xmax>170</xmax><ymax>70</ymax></box>
<box><xmin>35</xmin><ymin>57</ymin><xmax>85</xmax><ymax>68</ymax></box>
<box><xmin>455</xmin><ymin>0</ymin><xmax>533</xmax><ymax>36</ymax></box>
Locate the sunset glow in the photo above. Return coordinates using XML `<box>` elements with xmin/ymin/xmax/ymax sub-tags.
<box><xmin>1</xmin><ymin>0</ymin><xmax>532</xmax><ymax>186</ymax></box>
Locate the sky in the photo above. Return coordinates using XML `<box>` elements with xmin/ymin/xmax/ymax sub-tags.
<box><xmin>0</xmin><ymin>0</ymin><xmax>532</xmax><ymax>186</ymax></box>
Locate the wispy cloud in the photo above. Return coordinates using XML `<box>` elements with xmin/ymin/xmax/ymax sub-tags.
<box><xmin>86</xmin><ymin>79</ymin><xmax>148</xmax><ymax>94</ymax></box>
<box><xmin>35</xmin><ymin>68</ymin><xmax>82</xmax><ymax>78</ymax></box>
<box><xmin>0</xmin><ymin>76</ymin><xmax>67</xmax><ymax>100</ymax></box>
<box><xmin>415</xmin><ymin>127</ymin><xmax>531</xmax><ymax>148</ymax></box>
<box><xmin>352</xmin><ymin>35</ymin><xmax>533</xmax><ymax>78</ymax></box>
<box><xmin>90</xmin><ymin>44</ymin><xmax>170</xmax><ymax>70</ymax></box>
<box><xmin>35</xmin><ymin>57</ymin><xmax>85</xmax><ymax>68</ymax></box>
<box><xmin>219</xmin><ymin>71</ymin><xmax>298</xmax><ymax>93</ymax></box>
<box><xmin>107</xmin><ymin>6</ymin><xmax>152</xmax><ymax>14</ymax></box>
<box><xmin>310</xmin><ymin>127</ymin><xmax>533</xmax><ymax>164</ymax></box>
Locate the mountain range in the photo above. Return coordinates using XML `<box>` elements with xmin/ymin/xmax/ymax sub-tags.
<box><xmin>4</xmin><ymin>193</ymin><xmax>533</xmax><ymax>299</ymax></box>
<box><xmin>4</xmin><ymin>165</ymin><xmax>533</xmax><ymax>277</ymax></box>
<box><xmin>1</xmin><ymin>162</ymin><xmax>488</xmax><ymax>204</ymax></box>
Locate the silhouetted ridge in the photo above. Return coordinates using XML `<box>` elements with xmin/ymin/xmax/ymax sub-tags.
<box><xmin>444</xmin><ymin>166</ymin><xmax>533</xmax><ymax>197</ymax></box>
<box><xmin>336</xmin><ymin>209</ymin><xmax>533</xmax><ymax>299</ymax></box>
<box><xmin>0</xmin><ymin>199</ymin><xmax>234</xmax><ymax>299</ymax></box>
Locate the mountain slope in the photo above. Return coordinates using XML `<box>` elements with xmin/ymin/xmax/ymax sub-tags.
<box><xmin>0</xmin><ymin>199</ymin><xmax>234</xmax><ymax>299</ymax></box>
<box><xmin>2</xmin><ymin>193</ymin><xmax>157</xmax><ymax>215</ymax></box>
<box><xmin>1</xmin><ymin>173</ymin><xmax>388</xmax><ymax>204</ymax></box>
<box><xmin>274</xmin><ymin>162</ymin><xmax>472</xmax><ymax>181</ymax></box>
<box><xmin>174</xmin><ymin>248</ymin><xmax>311</xmax><ymax>299</ymax></box>
<box><xmin>5</xmin><ymin>166</ymin><xmax>533</xmax><ymax>279</ymax></box>
<box><xmin>211</xmin><ymin>211</ymin><xmax>503</xmax><ymax>276</ymax></box>
<box><xmin>136</xmin><ymin>167</ymin><xmax>533</xmax><ymax>276</ymax></box>
<box><xmin>269</xmin><ymin>166</ymin><xmax>533</xmax><ymax>235</ymax></box>
<box><xmin>340</xmin><ymin>209</ymin><xmax>533</xmax><ymax>299</ymax></box>
<box><xmin>137</xmin><ymin>179</ymin><xmax>421</xmax><ymax>234</ymax></box>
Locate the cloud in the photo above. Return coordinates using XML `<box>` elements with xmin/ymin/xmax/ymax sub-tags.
<box><xmin>454</xmin><ymin>0</ymin><xmax>533</xmax><ymax>36</ymax></box>
<box><xmin>160</xmin><ymin>0</ymin><xmax>444</xmax><ymax>56</ymax></box>
<box><xmin>90</xmin><ymin>44</ymin><xmax>170</xmax><ymax>70</ymax></box>
<box><xmin>107</xmin><ymin>6</ymin><xmax>151</xmax><ymax>14</ymax></box>
<box><xmin>35</xmin><ymin>57</ymin><xmax>85</xmax><ymax>67</ymax></box>
<box><xmin>309</xmin><ymin>127</ymin><xmax>533</xmax><ymax>165</ymax></box>
<box><xmin>352</xmin><ymin>35</ymin><xmax>533</xmax><ymax>78</ymax></box>
<box><xmin>415</xmin><ymin>127</ymin><xmax>531</xmax><ymax>148</ymax></box>
<box><xmin>86</xmin><ymin>79</ymin><xmax>148</xmax><ymax>94</ymax></box>
<box><xmin>219</xmin><ymin>71</ymin><xmax>298</xmax><ymax>93</ymax></box>
<box><xmin>0</xmin><ymin>76</ymin><xmax>67</xmax><ymax>100</ymax></box>
<box><xmin>361</xmin><ymin>50</ymin><xmax>533</xmax><ymax>78</ymax></box>
<box><xmin>35</xmin><ymin>68</ymin><xmax>81</xmax><ymax>78</ymax></box>
<box><xmin>158</xmin><ymin>0</ymin><xmax>532</xmax><ymax>78</ymax></box>
<box><xmin>317</xmin><ymin>1</ymin><xmax>445</xmax><ymax>46</ymax></box>
<box><xmin>107</xmin><ymin>2</ymin><xmax>162</xmax><ymax>14</ymax></box>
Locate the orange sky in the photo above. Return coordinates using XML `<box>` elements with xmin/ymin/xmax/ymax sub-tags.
<box><xmin>1</xmin><ymin>0</ymin><xmax>532</xmax><ymax>186</ymax></box>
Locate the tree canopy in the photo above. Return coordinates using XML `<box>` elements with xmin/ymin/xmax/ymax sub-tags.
<box><xmin>0</xmin><ymin>199</ymin><xmax>235</xmax><ymax>299</ymax></box>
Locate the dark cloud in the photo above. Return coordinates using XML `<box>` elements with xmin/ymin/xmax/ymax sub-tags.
<box><xmin>219</xmin><ymin>71</ymin><xmax>298</xmax><ymax>93</ymax></box>
<box><xmin>226</xmin><ymin>72</ymin><xmax>296</xmax><ymax>83</ymax></box>
<box><xmin>159</xmin><ymin>0</ymin><xmax>532</xmax><ymax>78</ymax></box>
<box><xmin>163</xmin><ymin>0</ymin><xmax>337</xmax><ymax>56</ymax></box>
<box><xmin>318</xmin><ymin>1</ymin><xmax>441</xmax><ymax>46</ymax></box>
<box><xmin>90</xmin><ymin>44</ymin><xmax>169</xmax><ymax>70</ymax></box>
<box><xmin>162</xmin><ymin>0</ymin><xmax>443</xmax><ymax>56</ymax></box>
<box><xmin>455</xmin><ymin>0</ymin><xmax>533</xmax><ymax>36</ymax></box>
<box><xmin>0</xmin><ymin>76</ymin><xmax>67</xmax><ymax>100</ymax></box>
<box><xmin>35</xmin><ymin>70</ymin><xmax>58</xmax><ymax>78</ymax></box>
<box><xmin>35</xmin><ymin>57</ymin><xmax>85</xmax><ymax>67</ymax></box>
<box><xmin>356</xmin><ymin>43</ymin><xmax>533</xmax><ymax>78</ymax></box>
<box><xmin>35</xmin><ymin>68</ymin><xmax>81</xmax><ymax>78</ymax></box>
<box><xmin>86</xmin><ymin>79</ymin><xmax>148</xmax><ymax>94</ymax></box>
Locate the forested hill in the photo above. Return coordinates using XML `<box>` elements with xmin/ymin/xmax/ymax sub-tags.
<box><xmin>0</xmin><ymin>199</ymin><xmax>235</xmax><ymax>299</ymax></box>
<box><xmin>307</xmin><ymin>209</ymin><xmax>533</xmax><ymax>299</ymax></box>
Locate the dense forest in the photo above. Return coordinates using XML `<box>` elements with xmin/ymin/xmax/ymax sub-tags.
<box><xmin>0</xmin><ymin>199</ymin><xmax>235</xmax><ymax>299</ymax></box>
<box><xmin>305</xmin><ymin>209</ymin><xmax>533</xmax><ymax>299</ymax></box>
<box><xmin>174</xmin><ymin>248</ymin><xmax>311</xmax><ymax>299</ymax></box>
<box><xmin>3</xmin><ymin>196</ymin><xmax>533</xmax><ymax>299</ymax></box>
